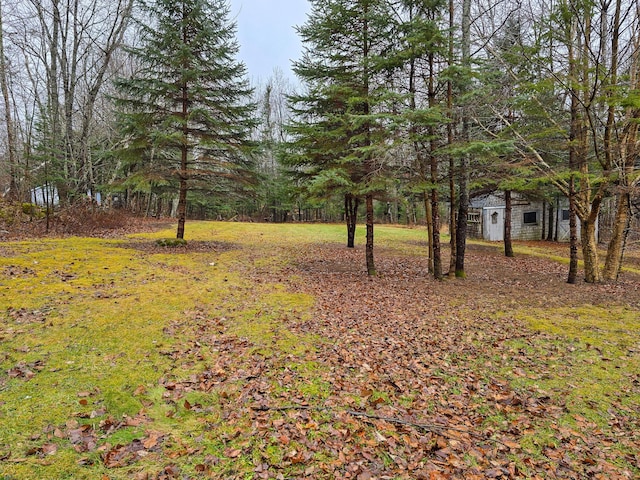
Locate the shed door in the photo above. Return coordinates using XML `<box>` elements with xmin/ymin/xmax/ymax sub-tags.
<box><xmin>483</xmin><ymin>207</ymin><xmax>504</xmax><ymax>241</ymax></box>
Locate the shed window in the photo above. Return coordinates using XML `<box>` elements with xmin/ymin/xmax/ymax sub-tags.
<box><xmin>562</xmin><ymin>209</ymin><xmax>570</xmax><ymax>221</ymax></box>
<box><xmin>491</xmin><ymin>212</ymin><xmax>499</xmax><ymax>224</ymax></box>
<box><xmin>468</xmin><ymin>212</ymin><xmax>480</xmax><ymax>223</ymax></box>
<box><xmin>523</xmin><ymin>211</ymin><xmax>537</xmax><ymax>224</ymax></box>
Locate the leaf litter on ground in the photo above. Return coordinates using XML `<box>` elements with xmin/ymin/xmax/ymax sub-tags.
<box><xmin>0</xmin><ymin>222</ymin><xmax>638</xmax><ymax>479</ymax></box>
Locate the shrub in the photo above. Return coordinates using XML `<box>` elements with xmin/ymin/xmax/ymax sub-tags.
<box><xmin>21</xmin><ymin>203</ymin><xmax>45</xmax><ymax>218</ymax></box>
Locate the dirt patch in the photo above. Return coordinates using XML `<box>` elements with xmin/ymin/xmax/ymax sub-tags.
<box><xmin>241</xmin><ymin>241</ymin><xmax>640</xmax><ymax>479</ymax></box>
<box><xmin>119</xmin><ymin>240</ymin><xmax>239</xmax><ymax>255</ymax></box>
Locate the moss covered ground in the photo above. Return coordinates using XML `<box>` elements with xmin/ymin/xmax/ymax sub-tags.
<box><xmin>0</xmin><ymin>222</ymin><xmax>638</xmax><ymax>479</ymax></box>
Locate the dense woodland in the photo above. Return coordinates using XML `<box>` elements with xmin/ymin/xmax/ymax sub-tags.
<box><xmin>0</xmin><ymin>0</ymin><xmax>639</xmax><ymax>283</ymax></box>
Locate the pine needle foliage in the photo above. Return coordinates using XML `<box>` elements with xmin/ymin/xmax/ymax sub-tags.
<box><xmin>287</xmin><ymin>0</ymin><xmax>397</xmax><ymax>196</ymax></box>
<box><xmin>286</xmin><ymin>0</ymin><xmax>400</xmax><ymax>273</ymax></box>
<box><xmin>114</xmin><ymin>0</ymin><xmax>257</xmax><ymax>238</ymax></box>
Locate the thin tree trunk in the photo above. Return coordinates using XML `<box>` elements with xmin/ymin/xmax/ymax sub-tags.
<box><xmin>567</xmin><ymin>16</ymin><xmax>580</xmax><ymax>284</ymax></box>
<box><xmin>0</xmin><ymin>1</ymin><xmax>19</xmax><ymax>200</ymax></box>
<box><xmin>455</xmin><ymin>164</ymin><xmax>469</xmax><ymax>278</ymax></box>
<box><xmin>547</xmin><ymin>203</ymin><xmax>554</xmax><ymax>241</ymax></box>
<box><xmin>603</xmin><ymin>192</ymin><xmax>631</xmax><ymax>281</ymax></box>
<box><xmin>362</xmin><ymin>3</ymin><xmax>375</xmax><ymax>276</ymax></box>
<box><xmin>345</xmin><ymin>193</ymin><xmax>359</xmax><ymax>248</ymax></box>
<box><xmin>427</xmin><ymin>50</ymin><xmax>442</xmax><ymax>279</ymax></box>
<box><xmin>44</xmin><ymin>173</ymin><xmax>51</xmax><ymax>232</ymax></box>
<box><xmin>146</xmin><ymin>193</ymin><xmax>154</xmax><ymax>218</ymax></box>
<box><xmin>365</xmin><ymin>193</ymin><xmax>375</xmax><ymax>276</ymax></box>
<box><xmin>568</xmin><ymin>179</ymin><xmax>579</xmax><ymax>284</ymax></box>
<box><xmin>425</xmin><ymin>191</ymin><xmax>434</xmax><ymax>273</ymax></box>
<box><xmin>176</xmin><ymin>173</ymin><xmax>187</xmax><ymax>239</ymax></box>
<box><xmin>554</xmin><ymin>197</ymin><xmax>560</xmax><ymax>241</ymax></box>
<box><xmin>455</xmin><ymin>0</ymin><xmax>471</xmax><ymax>278</ymax></box>
<box><xmin>581</xmin><ymin>215</ymin><xmax>600</xmax><ymax>283</ymax></box>
<box><xmin>431</xmin><ymin>187</ymin><xmax>442</xmax><ymax>278</ymax></box>
<box><xmin>504</xmin><ymin>190</ymin><xmax>514</xmax><ymax>257</ymax></box>
<box><xmin>407</xmin><ymin>46</ymin><xmax>434</xmax><ymax>275</ymax></box>
<box><xmin>447</xmin><ymin>0</ymin><xmax>456</xmax><ymax>276</ymax></box>
<box><xmin>176</xmin><ymin>14</ymin><xmax>189</xmax><ymax>240</ymax></box>
<box><xmin>449</xmin><ymin>160</ymin><xmax>457</xmax><ymax>275</ymax></box>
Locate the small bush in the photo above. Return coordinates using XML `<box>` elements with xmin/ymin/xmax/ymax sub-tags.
<box><xmin>21</xmin><ymin>203</ymin><xmax>45</xmax><ymax>218</ymax></box>
<box><xmin>0</xmin><ymin>201</ymin><xmax>43</xmax><ymax>228</ymax></box>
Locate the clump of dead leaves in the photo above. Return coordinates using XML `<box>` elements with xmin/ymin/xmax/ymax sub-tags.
<box><xmin>229</xmin><ymin>242</ymin><xmax>640</xmax><ymax>479</ymax></box>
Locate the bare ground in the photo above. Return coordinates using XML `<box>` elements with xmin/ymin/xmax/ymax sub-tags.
<box><xmin>223</xmin><ymin>241</ymin><xmax>640</xmax><ymax>479</ymax></box>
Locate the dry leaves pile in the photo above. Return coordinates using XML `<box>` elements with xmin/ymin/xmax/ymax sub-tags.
<box><xmin>137</xmin><ymin>240</ymin><xmax>639</xmax><ymax>479</ymax></box>
<box><xmin>218</xmin><ymin>242</ymin><xmax>638</xmax><ymax>479</ymax></box>
<box><xmin>0</xmin><ymin>205</ymin><xmax>169</xmax><ymax>240</ymax></box>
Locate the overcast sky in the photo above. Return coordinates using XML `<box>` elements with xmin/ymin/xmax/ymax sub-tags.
<box><xmin>228</xmin><ymin>0</ymin><xmax>311</xmax><ymax>83</ymax></box>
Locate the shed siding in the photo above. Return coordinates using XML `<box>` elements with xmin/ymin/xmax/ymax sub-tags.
<box><xmin>511</xmin><ymin>204</ymin><xmax>544</xmax><ymax>241</ymax></box>
<box><xmin>467</xmin><ymin>194</ymin><xmax>594</xmax><ymax>243</ymax></box>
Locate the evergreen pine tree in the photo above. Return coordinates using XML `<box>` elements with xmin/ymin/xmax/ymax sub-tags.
<box><xmin>288</xmin><ymin>0</ymin><xmax>397</xmax><ymax>275</ymax></box>
<box><xmin>115</xmin><ymin>0</ymin><xmax>255</xmax><ymax>238</ymax></box>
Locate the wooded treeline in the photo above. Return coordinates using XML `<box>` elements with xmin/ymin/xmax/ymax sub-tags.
<box><xmin>0</xmin><ymin>0</ymin><xmax>638</xmax><ymax>283</ymax></box>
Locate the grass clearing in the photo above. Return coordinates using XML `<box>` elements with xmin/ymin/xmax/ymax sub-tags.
<box><xmin>0</xmin><ymin>223</ymin><xmax>320</xmax><ymax>479</ymax></box>
<box><xmin>1</xmin><ymin>221</ymin><xmax>638</xmax><ymax>478</ymax></box>
<box><xmin>508</xmin><ymin>306</ymin><xmax>640</xmax><ymax>425</ymax></box>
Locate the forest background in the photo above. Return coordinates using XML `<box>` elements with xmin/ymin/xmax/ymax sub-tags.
<box><xmin>1</xmin><ymin>1</ymin><xmax>640</xmax><ymax>478</ymax></box>
<box><xmin>0</xmin><ymin>0</ymin><xmax>640</xmax><ymax>283</ymax></box>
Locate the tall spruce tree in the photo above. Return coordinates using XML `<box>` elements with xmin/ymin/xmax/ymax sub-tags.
<box><xmin>289</xmin><ymin>0</ymin><xmax>396</xmax><ymax>275</ymax></box>
<box><xmin>286</xmin><ymin>82</ymin><xmax>362</xmax><ymax>246</ymax></box>
<box><xmin>115</xmin><ymin>0</ymin><xmax>255</xmax><ymax>238</ymax></box>
<box><xmin>393</xmin><ymin>0</ymin><xmax>448</xmax><ymax>279</ymax></box>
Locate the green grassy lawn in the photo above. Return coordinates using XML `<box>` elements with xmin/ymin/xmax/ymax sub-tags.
<box><xmin>0</xmin><ymin>222</ymin><xmax>638</xmax><ymax>479</ymax></box>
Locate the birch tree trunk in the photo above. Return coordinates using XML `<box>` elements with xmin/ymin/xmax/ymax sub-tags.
<box><xmin>0</xmin><ymin>0</ymin><xmax>19</xmax><ymax>200</ymax></box>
